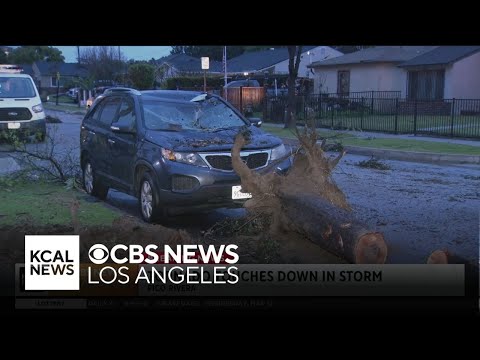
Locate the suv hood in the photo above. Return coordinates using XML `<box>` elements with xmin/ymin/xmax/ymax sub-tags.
<box><xmin>144</xmin><ymin>126</ymin><xmax>282</xmax><ymax>152</ymax></box>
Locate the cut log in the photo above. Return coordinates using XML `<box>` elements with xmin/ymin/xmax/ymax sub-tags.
<box><xmin>427</xmin><ymin>250</ymin><xmax>470</xmax><ymax>265</ymax></box>
<box><xmin>280</xmin><ymin>193</ymin><xmax>388</xmax><ymax>264</ymax></box>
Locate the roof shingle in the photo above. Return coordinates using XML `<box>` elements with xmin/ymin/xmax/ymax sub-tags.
<box><xmin>309</xmin><ymin>46</ymin><xmax>436</xmax><ymax>67</ymax></box>
<box><xmin>227</xmin><ymin>46</ymin><xmax>317</xmax><ymax>73</ymax></box>
<box><xmin>398</xmin><ymin>46</ymin><xmax>480</xmax><ymax>67</ymax></box>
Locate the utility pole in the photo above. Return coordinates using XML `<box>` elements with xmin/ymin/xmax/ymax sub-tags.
<box><xmin>77</xmin><ymin>46</ymin><xmax>80</xmax><ymax>64</ymax></box>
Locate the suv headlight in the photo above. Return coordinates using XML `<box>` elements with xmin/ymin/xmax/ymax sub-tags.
<box><xmin>161</xmin><ymin>149</ymin><xmax>208</xmax><ymax>167</ymax></box>
<box><xmin>32</xmin><ymin>104</ymin><xmax>44</xmax><ymax>113</ymax></box>
<box><xmin>270</xmin><ymin>144</ymin><xmax>290</xmax><ymax>161</ymax></box>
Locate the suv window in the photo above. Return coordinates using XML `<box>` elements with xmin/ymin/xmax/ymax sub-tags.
<box><xmin>86</xmin><ymin>98</ymin><xmax>105</xmax><ymax>125</ymax></box>
<box><xmin>142</xmin><ymin>97</ymin><xmax>246</xmax><ymax>131</ymax></box>
<box><xmin>99</xmin><ymin>97</ymin><xmax>121</xmax><ymax>127</ymax></box>
<box><xmin>116</xmin><ymin>97</ymin><xmax>136</xmax><ymax>131</ymax></box>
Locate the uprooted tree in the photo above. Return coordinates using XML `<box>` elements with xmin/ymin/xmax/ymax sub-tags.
<box><xmin>231</xmin><ymin>121</ymin><xmax>388</xmax><ymax>264</ymax></box>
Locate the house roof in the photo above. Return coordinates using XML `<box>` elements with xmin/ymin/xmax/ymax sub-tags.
<box><xmin>398</xmin><ymin>46</ymin><xmax>480</xmax><ymax>67</ymax></box>
<box><xmin>35</xmin><ymin>61</ymin><xmax>88</xmax><ymax>77</ymax></box>
<box><xmin>19</xmin><ymin>64</ymin><xmax>34</xmax><ymax>76</ymax></box>
<box><xmin>309</xmin><ymin>46</ymin><xmax>437</xmax><ymax>67</ymax></box>
<box><xmin>227</xmin><ymin>46</ymin><xmax>317</xmax><ymax>73</ymax></box>
<box><xmin>156</xmin><ymin>53</ymin><xmax>223</xmax><ymax>73</ymax></box>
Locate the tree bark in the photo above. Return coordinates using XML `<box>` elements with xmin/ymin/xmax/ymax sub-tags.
<box><xmin>280</xmin><ymin>193</ymin><xmax>387</xmax><ymax>264</ymax></box>
<box><xmin>427</xmin><ymin>250</ymin><xmax>470</xmax><ymax>265</ymax></box>
<box><xmin>284</xmin><ymin>46</ymin><xmax>302</xmax><ymax>129</ymax></box>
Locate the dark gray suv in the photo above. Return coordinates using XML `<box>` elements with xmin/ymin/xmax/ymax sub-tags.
<box><xmin>80</xmin><ymin>88</ymin><xmax>292</xmax><ymax>222</ymax></box>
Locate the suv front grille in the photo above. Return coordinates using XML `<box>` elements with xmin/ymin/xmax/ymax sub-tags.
<box><xmin>205</xmin><ymin>153</ymin><xmax>269</xmax><ymax>171</ymax></box>
<box><xmin>0</xmin><ymin>107</ymin><xmax>32</xmax><ymax>121</ymax></box>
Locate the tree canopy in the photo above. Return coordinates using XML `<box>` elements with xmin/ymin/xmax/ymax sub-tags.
<box><xmin>8</xmin><ymin>46</ymin><xmax>65</xmax><ymax>64</ymax></box>
<box><xmin>170</xmin><ymin>46</ymin><xmax>275</xmax><ymax>61</ymax></box>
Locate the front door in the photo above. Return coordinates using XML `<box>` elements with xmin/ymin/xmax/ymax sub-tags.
<box><xmin>337</xmin><ymin>70</ymin><xmax>350</xmax><ymax>96</ymax></box>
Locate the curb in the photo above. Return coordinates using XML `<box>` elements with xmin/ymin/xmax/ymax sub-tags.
<box><xmin>281</xmin><ymin>138</ymin><xmax>480</xmax><ymax>165</ymax></box>
<box><xmin>343</xmin><ymin>146</ymin><xmax>480</xmax><ymax>165</ymax></box>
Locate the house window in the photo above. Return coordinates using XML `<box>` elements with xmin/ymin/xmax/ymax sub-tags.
<box><xmin>51</xmin><ymin>76</ymin><xmax>58</xmax><ymax>87</ymax></box>
<box><xmin>337</xmin><ymin>70</ymin><xmax>350</xmax><ymax>95</ymax></box>
<box><xmin>407</xmin><ymin>69</ymin><xmax>445</xmax><ymax>100</ymax></box>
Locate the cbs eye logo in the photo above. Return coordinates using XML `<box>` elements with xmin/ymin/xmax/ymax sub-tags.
<box><xmin>88</xmin><ymin>244</ymin><xmax>109</xmax><ymax>264</ymax></box>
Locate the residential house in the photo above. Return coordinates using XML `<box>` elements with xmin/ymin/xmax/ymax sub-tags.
<box><xmin>308</xmin><ymin>46</ymin><xmax>480</xmax><ymax>101</ymax></box>
<box><xmin>155</xmin><ymin>53</ymin><xmax>223</xmax><ymax>82</ymax></box>
<box><xmin>227</xmin><ymin>46</ymin><xmax>343</xmax><ymax>79</ymax></box>
<box><xmin>398</xmin><ymin>46</ymin><xmax>480</xmax><ymax>100</ymax></box>
<box><xmin>308</xmin><ymin>46</ymin><xmax>436</xmax><ymax>96</ymax></box>
<box><xmin>32</xmin><ymin>61</ymin><xmax>88</xmax><ymax>91</ymax></box>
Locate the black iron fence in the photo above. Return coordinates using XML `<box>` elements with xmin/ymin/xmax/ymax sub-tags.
<box><xmin>263</xmin><ymin>93</ymin><xmax>480</xmax><ymax>139</ymax></box>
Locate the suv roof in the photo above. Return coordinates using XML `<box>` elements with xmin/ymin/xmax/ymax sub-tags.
<box><xmin>141</xmin><ymin>90</ymin><xmax>205</xmax><ymax>102</ymax></box>
<box><xmin>97</xmin><ymin>88</ymin><xmax>218</xmax><ymax>104</ymax></box>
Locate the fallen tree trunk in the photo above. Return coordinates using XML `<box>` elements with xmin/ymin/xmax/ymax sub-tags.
<box><xmin>427</xmin><ymin>250</ymin><xmax>471</xmax><ymax>265</ymax></box>
<box><xmin>231</xmin><ymin>130</ymin><xmax>388</xmax><ymax>264</ymax></box>
<box><xmin>281</xmin><ymin>193</ymin><xmax>387</xmax><ymax>264</ymax></box>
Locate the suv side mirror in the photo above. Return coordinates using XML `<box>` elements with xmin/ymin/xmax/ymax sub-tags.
<box><xmin>248</xmin><ymin>117</ymin><xmax>262</xmax><ymax>127</ymax></box>
<box><xmin>111</xmin><ymin>122</ymin><xmax>136</xmax><ymax>134</ymax></box>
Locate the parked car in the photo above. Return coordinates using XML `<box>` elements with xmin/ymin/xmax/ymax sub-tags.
<box><xmin>80</xmin><ymin>88</ymin><xmax>292</xmax><ymax>222</ymax></box>
<box><xmin>67</xmin><ymin>87</ymin><xmax>80</xmax><ymax>99</ymax></box>
<box><xmin>0</xmin><ymin>65</ymin><xmax>46</xmax><ymax>142</ymax></box>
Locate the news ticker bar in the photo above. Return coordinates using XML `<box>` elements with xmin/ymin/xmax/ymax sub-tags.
<box><xmin>16</xmin><ymin>263</ymin><xmax>465</xmax><ymax>297</ymax></box>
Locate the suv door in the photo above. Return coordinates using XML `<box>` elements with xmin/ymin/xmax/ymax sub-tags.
<box><xmin>85</xmin><ymin>96</ymin><xmax>121</xmax><ymax>181</ymax></box>
<box><xmin>108</xmin><ymin>95</ymin><xmax>138</xmax><ymax>191</ymax></box>
<box><xmin>81</xmin><ymin>98</ymin><xmax>107</xmax><ymax>176</ymax></box>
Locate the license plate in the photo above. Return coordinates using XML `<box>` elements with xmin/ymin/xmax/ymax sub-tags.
<box><xmin>7</xmin><ymin>122</ymin><xmax>21</xmax><ymax>129</ymax></box>
<box><xmin>232</xmin><ymin>185</ymin><xmax>252</xmax><ymax>200</ymax></box>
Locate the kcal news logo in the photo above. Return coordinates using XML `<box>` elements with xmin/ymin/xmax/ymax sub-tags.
<box><xmin>25</xmin><ymin>235</ymin><xmax>80</xmax><ymax>290</ymax></box>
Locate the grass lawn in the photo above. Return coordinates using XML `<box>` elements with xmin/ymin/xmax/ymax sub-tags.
<box><xmin>262</xmin><ymin>124</ymin><xmax>480</xmax><ymax>155</ymax></box>
<box><xmin>299</xmin><ymin>114</ymin><xmax>480</xmax><ymax>138</ymax></box>
<box><xmin>0</xmin><ymin>180</ymin><xmax>121</xmax><ymax>227</ymax></box>
<box><xmin>43</xmin><ymin>102</ymin><xmax>87</xmax><ymax>115</ymax></box>
<box><xmin>48</xmin><ymin>94</ymin><xmax>76</xmax><ymax>104</ymax></box>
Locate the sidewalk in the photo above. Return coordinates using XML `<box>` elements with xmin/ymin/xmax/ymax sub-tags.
<box><xmin>265</xmin><ymin>123</ymin><xmax>480</xmax><ymax>147</ymax></box>
<box><xmin>272</xmin><ymin>124</ymin><xmax>480</xmax><ymax>165</ymax></box>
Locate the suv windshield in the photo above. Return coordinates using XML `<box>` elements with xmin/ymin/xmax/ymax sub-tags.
<box><xmin>0</xmin><ymin>77</ymin><xmax>36</xmax><ymax>98</ymax></box>
<box><xmin>142</xmin><ymin>97</ymin><xmax>247</xmax><ymax>131</ymax></box>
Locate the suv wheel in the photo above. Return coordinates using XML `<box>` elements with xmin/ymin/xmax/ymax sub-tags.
<box><xmin>83</xmin><ymin>161</ymin><xmax>109</xmax><ymax>200</ymax></box>
<box><xmin>139</xmin><ymin>172</ymin><xmax>163</xmax><ymax>223</ymax></box>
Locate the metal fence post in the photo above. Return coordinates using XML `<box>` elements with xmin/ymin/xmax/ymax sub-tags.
<box><xmin>360</xmin><ymin>97</ymin><xmax>364</xmax><ymax>129</ymax></box>
<box><xmin>414</xmin><ymin>97</ymin><xmax>417</xmax><ymax>136</ymax></box>
<box><xmin>331</xmin><ymin>102</ymin><xmax>334</xmax><ymax>128</ymax></box>
<box><xmin>371</xmin><ymin>90</ymin><xmax>374</xmax><ymax>114</ymax></box>
<box><xmin>318</xmin><ymin>94</ymin><xmax>322</xmax><ymax>120</ymax></box>
<box><xmin>394</xmin><ymin>97</ymin><xmax>398</xmax><ymax>134</ymax></box>
<box><xmin>450</xmin><ymin>98</ymin><xmax>455</xmax><ymax>137</ymax></box>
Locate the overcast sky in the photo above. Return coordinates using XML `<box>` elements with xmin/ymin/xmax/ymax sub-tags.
<box><xmin>53</xmin><ymin>46</ymin><xmax>172</xmax><ymax>62</ymax></box>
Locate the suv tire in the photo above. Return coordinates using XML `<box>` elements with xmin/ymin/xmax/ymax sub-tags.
<box><xmin>138</xmin><ymin>172</ymin><xmax>164</xmax><ymax>223</ymax></box>
<box><xmin>83</xmin><ymin>160</ymin><xmax>109</xmax><ymax>200</ymax></box>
